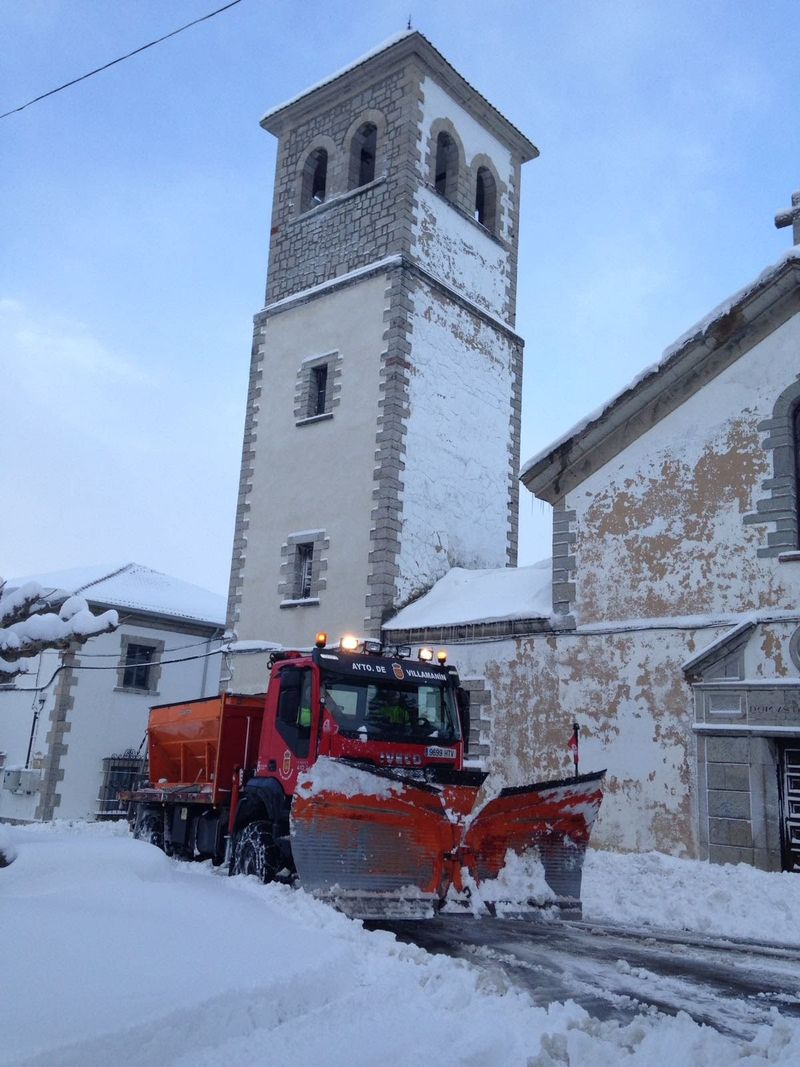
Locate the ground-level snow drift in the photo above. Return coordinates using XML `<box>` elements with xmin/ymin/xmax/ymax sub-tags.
<box><xmin>1</xmin><ymin>822</ymin><xmax>798</xmax><ymax>1066</ymax></box>
<box><xmin>582</xmin><ymin>848</ymin><xmax>800</xmax><ymax>946</ymax></box>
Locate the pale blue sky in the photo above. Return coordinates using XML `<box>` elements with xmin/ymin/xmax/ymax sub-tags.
<box><xmin>2</xmin><ymin>0</ymin><xmax>798</xmax><ymax>596</ymax></box>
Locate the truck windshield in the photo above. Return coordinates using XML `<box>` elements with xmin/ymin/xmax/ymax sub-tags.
<box><xmin>320</xmin><ymin>673</ymin><xmax>460</xmax><ymax>743</ymax></box>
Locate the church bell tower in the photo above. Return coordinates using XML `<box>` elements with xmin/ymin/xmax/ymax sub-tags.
<box><xmin>227</xmin><ymin>32</ymin><xmax>537</xmax><ymax>689</ymax></box>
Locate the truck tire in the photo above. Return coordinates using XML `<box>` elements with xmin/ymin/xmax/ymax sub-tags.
<box><xmin>133</xmin><ymin>808</ymin><xmax>164</xmax><ymax>850</ymax></box>
<box><xmin>230</xmin><ymin>820</ymin><xmax>279</xmax><ymax>883</ymax></box>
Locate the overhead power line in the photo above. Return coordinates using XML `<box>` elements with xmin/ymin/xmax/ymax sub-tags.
<box><xmin>0</xmin><ymin>0</ymin><xmax>244</xmax><ymax>121</ymax></box>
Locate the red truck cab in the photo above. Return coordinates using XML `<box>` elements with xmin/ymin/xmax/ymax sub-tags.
<box><xmin>257</xmin><ymin>646</ymin><xmax>467</xmax><ymax>798</ymax></box>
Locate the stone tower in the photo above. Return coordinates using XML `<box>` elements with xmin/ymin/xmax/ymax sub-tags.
<box><xmin>227</xmin><ymin>31</ymin><xmax>537</xmax><ymax>688</ymax></box>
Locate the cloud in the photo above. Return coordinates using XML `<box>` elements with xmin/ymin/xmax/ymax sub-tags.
<box><xmin>0</xmin><ymin>297</ymin><xmax>156</xmax><ymax>447</ymax></box>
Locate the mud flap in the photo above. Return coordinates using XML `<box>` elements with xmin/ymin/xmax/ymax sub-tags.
<box><xmin>291</xmin><ymin>759</ymin><xmax>605</xmax><ymax>918</ymax></box>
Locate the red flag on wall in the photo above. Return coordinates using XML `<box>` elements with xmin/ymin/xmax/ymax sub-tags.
<box><xmin>568</xmin><ymin>723</ymin><xmax>579</xmax><ymax>776</ymax></box>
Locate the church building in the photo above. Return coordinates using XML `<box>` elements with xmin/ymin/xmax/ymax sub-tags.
<box><xmin>227</xmin><ymin>31</ymin><xmax>537</xmax><ymax>692</ymax></box>
<box><xmin>387</xmin><ymin>212</ymin><xmax>800</xmax><ymax>873</ymax></box>
<box><xmin>226</xmin><ymin>30</ymin><xmax>800</xmax><ymax>873</ymax></box>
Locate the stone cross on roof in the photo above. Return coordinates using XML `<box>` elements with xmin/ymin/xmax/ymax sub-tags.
<box><xmin>775</xmin><ymin>189</ymin><xmax>800</xmax><ymax>245</ymax></box>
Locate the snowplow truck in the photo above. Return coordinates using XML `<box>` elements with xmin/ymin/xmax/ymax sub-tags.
<box><xmin>123</xmin><ymin>634</ymin><xmax>605</xmax><ymax>918</ymax></box>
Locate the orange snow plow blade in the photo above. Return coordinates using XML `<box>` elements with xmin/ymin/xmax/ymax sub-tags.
<box><xmin>290</xmin><ymin>763</ymin><xmax>461</xmax><ymax>917</ymax></box>
<box><xmin>291</xmin><ymin>760</ymin><xmax>605</xmax><ymax>918</ymax></box>
<box><xmin>459</xmin><ymin>774</ymin><xmax>606</xmax><ymax>909</ymax></box>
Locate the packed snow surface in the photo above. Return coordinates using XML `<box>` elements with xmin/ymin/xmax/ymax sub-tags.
<box><xmin>385</xmin><ymin>559</ymin><xmax>554</xmax><ymax>630</ymax></box>
<box><xmin>2</xmin><ymin>822</ymin><xmax>799</xmax><ymax>1065</ymax></box>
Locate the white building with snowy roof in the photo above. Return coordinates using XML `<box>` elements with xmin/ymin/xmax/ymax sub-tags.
<box><xmin>386</xmin><ymin>231</ymin><xmax>800</xmax><ymax>874</ymax></box>
<box><xmin>0</xmin><ymin>563</ymin><xmax>226</xmax><ymax>823</ymax></box>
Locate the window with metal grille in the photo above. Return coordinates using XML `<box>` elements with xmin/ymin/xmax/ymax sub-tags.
<box><xmin>311</xmin><ymin>364</ymin><xmax>328</xmax><ymax>417</ymax></box>
<box><xmin>96</xmin><ymin>751</ymin><xmax>146</xmax><ymax>819</ymax></box>
<box><xmin>122</xmin><ymin>644</ymin><xmax>155</xmax><ymax>690</ymax></box>
<box><xmin>295</xmin><ymin>543</ymin><xmax>314</xmax><ymax>600</ymax></box>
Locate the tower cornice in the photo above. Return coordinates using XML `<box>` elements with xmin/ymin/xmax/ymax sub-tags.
<box><xmin>260</xmin><ymin>31</ymin><xmax>538</xmax><ymax>164</ymax></box>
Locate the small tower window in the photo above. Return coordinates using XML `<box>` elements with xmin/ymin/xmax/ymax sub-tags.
<box><xmin>295</xmin><ymin>542</ymin><xmax>314</xmax><ymax>600</ymax></box>
<box><xmin>301</xmin><ymin>148</ymin><xmax>328</xmax><ymax>211</ymax></box>
<box><xmin>475</xmin><ymin>166</ymin><xmax>498</xmax><ymax>233</ymax></box>
<box><xmin>310</xmin><ymin>364</ymin><xmax>328</xmax><ymax>417</ymax></box>
<box><xmin>434</xmin><ymin>132</ymin><xmax>458</xmax><ymax>202</ymax></box>
<box><xmin>349</xmin><ymin>122</ymin><xmax>377</xmax><ymax>188</ymax></box>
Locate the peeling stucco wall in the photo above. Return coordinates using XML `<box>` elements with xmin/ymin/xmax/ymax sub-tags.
<box><xmin>568</xmin><ymin>314</ymin><xmax>800</xmax><ymax>624</ymax></box>
<box><xmin>413</xmin><ymin>186</ymin><xmax>510</xmax><ymax>318</ymax></box>
<box><xmin>747</xmin><ymin>622</ymin><xmax>800</xmax><ymax>679</ymax></box>
<box><xmin>453</xmin><ymin>627</ymin><xmax>711</xmax><ymax>856</ymax></box>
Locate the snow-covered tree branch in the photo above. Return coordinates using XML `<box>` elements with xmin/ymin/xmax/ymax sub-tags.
<box><xmin>0</xmin><ymin>577</ymin><xmax>118</xmax><ymax>681</ymax></box>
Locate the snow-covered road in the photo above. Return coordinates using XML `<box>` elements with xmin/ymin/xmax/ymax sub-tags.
<box><xmin>375</xmin><ymin>916</ymin><xmax>800</xmax><ymax>1040</ymax></box>
<box><xmin>2</xmin><ymin>820</ymin><xmax>800</xmax><ymax>1066</ymax></box>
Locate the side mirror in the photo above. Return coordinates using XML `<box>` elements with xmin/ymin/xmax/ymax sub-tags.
<box><xmin>455</xmin><ymin>687</ymin><xmax>471</xmax><ymax>751</ymax></box>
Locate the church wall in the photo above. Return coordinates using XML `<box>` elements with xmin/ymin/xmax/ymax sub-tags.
<box><xmin>745</xmin><ymin>620</ymin><xmax>800</xmax><ymax>679</ymax></box>
<box><xmin>417</xmin><ymin>76</ymin><xmax>514</xmax><ymax>243</ymax></box>
<box><xmin>449</xmin><ymin>625</ymin><xmax>713</xmax><ymax>857</ymax></box>
<box><xmin>412</xmin><ymin>185</ymin><xmax>511</xmax><ymax>319</ymax></box>
<box><xmin>394</xmin><ymin>278</ymin><xmax>520</xmax><ymax>607</ymax></box>
<box><xmin>414</xmin><ymin>76</ymin><xmax>517</xmax><ymax>322</ymax></box>
<box><xmin>565</xmin><ymin>312</ymin><xmax>800</xmax><ymax>626</ymax></box>
<box><xmin>230</xmin><ymin>272</ymin><xmax>389</xmax><ymax>692</ymax></box>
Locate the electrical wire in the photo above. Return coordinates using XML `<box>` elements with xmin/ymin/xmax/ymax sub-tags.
<box><xmin>71</xmin><ymin>636</ymin><xmax>225</xmax><ymax>659</ymax></box>
<box><xmin>10</xmin><ymin>646</ymin><xmax>231</xmax><ymax>694</ymax></box>
<box><xmin>0</xmin><ymin>0</ymin><xmax>245</xmax><ymax>121</ymax></box>
<box><xmin>8</xmin><ymin>638</ymin><xmax>276</xmax><ymax>693</ymax></box>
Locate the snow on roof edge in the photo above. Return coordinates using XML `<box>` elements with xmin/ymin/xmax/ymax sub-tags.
<box><xmin>260</xmin><ymin>30</ymin><xmax>416</xmax><ymax>122</ymax></box>
<box><xmin>520</xmin><ymin>246</ymin><xmax>800</xmax><ymax>482</ymax></box>
<box><xmin>259</xmin><ymin>30</ymin><xmax>537</xmax><ymax>157</ymax></box>
<box><xmin>7</xmin><ymin>563</ymin><xmax>226</xmax><ymax>628</ymax></box>
<box><xmin>384</xmin><ymin>562</ymin><xmax>554</xmax><ymax>632</ymax></box>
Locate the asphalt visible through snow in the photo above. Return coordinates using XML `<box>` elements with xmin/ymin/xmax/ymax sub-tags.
<box><xmin>369</xmin><ymin>916</ymin><xmax>800</xmax><ymax>1040</ymax></box>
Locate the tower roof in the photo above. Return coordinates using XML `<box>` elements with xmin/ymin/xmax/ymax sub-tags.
<box><xmin>260</xmin><ymin>30</ymin><xmax>539</xmax><ymax>163</ymax></box>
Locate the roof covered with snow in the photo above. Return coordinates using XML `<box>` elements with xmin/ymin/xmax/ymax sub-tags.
<box><xmin>260</xmin><ymin>31</ymin><xmax>538</xmax><ymax>161</ymax></box>
<box><xmin>384</xmin><ymin>561</ymin><xmax>553</xmax><ymax>631</ymax></box>
<box><xmin>521</xmin><ymin>247</ymin><xmax>800</xmax><ymax>502</ymax></box>
<box><xmin>7</xmin><ymin>563</ymin><xmax>226</xmax><ymax>628</ymax></box>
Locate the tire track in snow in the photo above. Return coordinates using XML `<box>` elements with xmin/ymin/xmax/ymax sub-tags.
<box><xmin>372</xmin><ymin>916</ymin><xmax>800</xmax><ymax>1041</ymax></box>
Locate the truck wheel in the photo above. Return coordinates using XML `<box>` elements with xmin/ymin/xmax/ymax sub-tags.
<box><xmin>230</xmin><ymin>820</ymin><xmax>278</xmax><ymax>883</ymax></box>
<box><xmin>133</xmin><ymin>809</ymin><xmax>163</xmax><ymax>850</ymax></box>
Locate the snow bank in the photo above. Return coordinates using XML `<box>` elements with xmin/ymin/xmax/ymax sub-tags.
<box><xmin>386</xmin><ymin>559</ymin><xmax>554</xmax><ymax>631</ymax></box>
<box><xmin>452</xmin><ymin>849</ymin><xmax>558</xmax><ymax>917</ymax></box>
<box><xmin>0</xmin><ymin>823</ymin><xmax>16</xmax><ymax>866</ymax></box>
<box><xmin>582</xmin><ymin>848</ymin><xmax>800</xmax><ymax>946</ymax></box>
<box><xmin>1</xmin><ymin>824</ymin><xmax>799</xmax><ymax>1065</ymax></box>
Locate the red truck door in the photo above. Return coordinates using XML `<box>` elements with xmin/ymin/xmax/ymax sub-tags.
<box><xmin>257</xmin><ymin>664</ymin><xmax>317</xmax><ymax>793</ymax></box>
